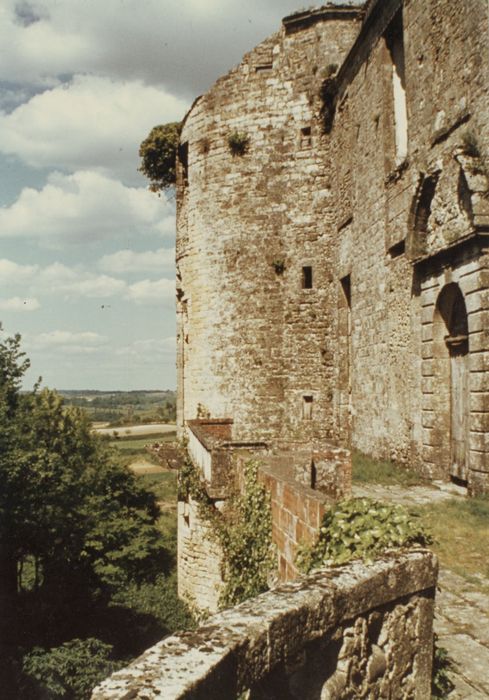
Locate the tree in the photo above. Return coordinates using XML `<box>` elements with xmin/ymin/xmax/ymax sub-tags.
<box><xmin>138</xmin><ymin>122</ymin><xmax>181</xmax><ymax>192</ymax></box>
<box><xmin>0</xmin><ymin>331</ymin><xmax>166</xmax><ymax>613</ymax></box>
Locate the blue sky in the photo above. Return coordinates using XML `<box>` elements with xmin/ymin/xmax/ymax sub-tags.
<box><xmin>0</xmin><ymin>0</ymin><xmax>349</xmax><ymax>390</ymax></box>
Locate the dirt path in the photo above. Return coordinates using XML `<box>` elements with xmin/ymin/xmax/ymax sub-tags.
<box><xmin>352</xmin><ymin>481</ymin><xmax>488</xmax><ymax>698</ymax></box>
<box><xmin>128</xmin><ymin>459</ymin><xmax>165</xmax><ymax>475</ymax></box>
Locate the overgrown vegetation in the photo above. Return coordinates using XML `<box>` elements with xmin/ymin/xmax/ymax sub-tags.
<box><xmin>272</xmin><ymin>259</ymin><xmax>286</xmax><ymax>275</ymax></box>
<box><xmin>228</xmin><ymin>130</ymin><xmax>250</xmax><ymax>156</ymax></box>
<box><xmin>431</xmin><ymin>635</ymin><xmax>455</xmax><ymax>699</ymax></box>
<box><xmin>352</xmin><ymin>450</ymin><xmax>427</xmax><ymax>487</ymax></box>
<box><xmin>21</xmin><ymin>639</ymin><xmax>121</xmax><ymax>700</ymax></box>
<box><xmin>178</xmin><ymin>457</ymin><xmax>274</xmax><ymax>608</ymax></box>
<box><xmin>296</xmin><ymin>498</ymin><xmax>431</xmax><ymax>573</ymax></box>
<box><xmin>0</xmin><ymin>330</ymin><xmax>193</xmax><ymax>698</ymax></box>
<box><xmin>139</xmin><ymin>121</ymin><xmax>181</xmax><ymax>192</ymax></box>
<box><xmin>219</xmin><ymin>462</ymin><xmax>275</xmax><ymax>607</ymax></box>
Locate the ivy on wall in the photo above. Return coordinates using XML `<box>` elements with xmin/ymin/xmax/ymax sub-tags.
<box><xmin>178</xmin><ymin>457</ymin><xmax>274</xmax><ymax>608</ymax></box>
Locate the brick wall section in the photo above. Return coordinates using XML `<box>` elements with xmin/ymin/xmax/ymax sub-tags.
<box><xmin>177</xmin><ymin>497</ymin><xmax>225</xmax><ymax>613</ymax></box>
<box><xmin>257</xmin><ymin>446</ymin><xmax>351</xmax><ymax>582</ymax></box>
<box><xmin>260</xmin><ymin>465</ymin><xmax>328</xmax><ymax>582</ymax></box>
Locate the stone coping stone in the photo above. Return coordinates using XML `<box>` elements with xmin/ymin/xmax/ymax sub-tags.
<box><xmin>92</xmin><ymin>550</ymin><xmax>437</xmax><ymax>700</ymax></box>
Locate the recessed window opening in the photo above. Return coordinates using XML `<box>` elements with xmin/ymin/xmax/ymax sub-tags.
<box><xmin>255</xmin><ymin>64</ymin><xmax>273</xmax><ymax>72</ymax></box>
<box><xmin>178</xmin><ymin>141</ymin><xmax>189</xmax><ymax>183</ymax></box>
<box><xmin>450</xmin><ymin>474</ymin><xmax>468</xmax><ymax>488</ymax></box>
<box><xmin>340</xmin><ymin>274</ymin><xmax>351</xmax><ymax>308</ymax></box>
<box><xmin>302</xmin><ymin>266</ymin><xmax>313</xmax><ymax>289</ymax></box>
<box><xmin>301</xmin><ymin>126</ymin><xmax>312</xmax><ymax>148</ymax></box>
<box><xmin>310</xmin><ymin>460</ymin><xmax>317</xmax><ymax>489</ymax></box>
<box><xmin>303</xmin><ymin>395</ymin><xmax>313</xmax><ymax>420</ymax></box>
<box><xmin>385</xmin><ymin>11</ymin><xmax>408</xmax><ymax>164</ymax></box>
<box><xmin>415</xmin><ymin>174</ymin><xmax>439</xmax><ymax>237</ymax></box>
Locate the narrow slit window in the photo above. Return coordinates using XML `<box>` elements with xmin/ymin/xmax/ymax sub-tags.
<box><xmin>310</xmin><ymin>460</ymin><xmax>317</xmax><ymax>489</ymax></box>
<box><xmin>340</xmin><ymin>274</ymin><xmax>351</xmax><ymax>308</ymax></box>
<box><xmin>385</xmin><ymin>11</ymin><xmax>408</xmax><ymax>164</ymax></box>
<box><xmin>300</xmin><ymin>126</ymin><xmax>312</xmax><ymax>148</ymax></box>
<box><xmin>303</xmin><ymin>395</ymin><xmax>313</xmax><ymax>420</ymax></box>
<box><xmin>302</xmin><ymin>266</ymin><xmax>313</xmax><ymax>289</ymax></box>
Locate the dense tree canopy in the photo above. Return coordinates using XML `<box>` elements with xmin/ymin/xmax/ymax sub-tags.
<box><xmin>0</xmin><ymin>332</ymin><xmax>165</xmax><ymax>608</ymax></box>
<box><xmin>0</xmin><ymin>330</ymin><xmax>174</xmax><ymax>696</ymax></box>
<box><xmin>138</xmin><ymin>121</ymin><xmax>181</xmax><ymax>192</ymax></box>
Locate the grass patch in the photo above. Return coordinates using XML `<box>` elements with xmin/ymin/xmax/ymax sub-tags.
<box><xmin>415</xmin><ymin>496</ymin><xmax>489</xmax><ymax>586</ymax></box>
<box><xmin>109</xmin><ymin>432</ymin><xmax>176</xmax><ymax>448</ymax></box>
<box><xmin>139</xmin><ymin>472</ymin><xmax>177</xmax><ymax>502</ymax></box>
<box><xmin>352</xmin><ymin>451</ymin><xmax>426</xmax><ymax>487</ymax></box>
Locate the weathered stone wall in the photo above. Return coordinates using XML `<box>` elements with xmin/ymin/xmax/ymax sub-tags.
<box><xmin>92</xmin><ymin>551</ymin><xmax>437</xmax><ymax>700</ymax></box>
<box><xmin>176</xmin><ymin>0</ymin><xmax>489</xmax><ymax>492</ymax></box>
<box><xmin>177</xmin><ymin>497</ymin><xmax>224</xmax><ymax>613</ymax></box>
<box><xmin>176</xmin><ymin>7</ymin><xmax>363</xmax><ymax>449</ymax></box>
<box><xmin>328</xmin><ymin>0</ymin><xmax>489</xmax><ymax>491</ymax></box>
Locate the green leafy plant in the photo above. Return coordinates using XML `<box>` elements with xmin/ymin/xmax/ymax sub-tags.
<box><xmin>139</xmin><ymin>122</ymin><xmax>181</xmax><ymax>192</ymax></box>
<box><xmin>178</xmin><ymin>457</ymin><xmax>274</xmax><ymax>608</ymax></box>
<box><xmin>228</xmin><ymin>131</ymin><xmax>250</xmax><ymax>156</ymax></box>
<box><xmin>296</xmin><ymin>498</ymin><xmax>432</xmax><ymax>573</ymax></box>
<box><xmin>218</xmin><ymin>461</ymin><xmax>274</xmax><ymax>607</ymax></box>
<box><xmin>431</xmin><ymin>634</ymin><xmax>455</xmax><ymax>698</ymax></box>
<box><xmin>22</xmin><ymin>638</ymin><xmax>121</xmax><ymax>700</ymax></box>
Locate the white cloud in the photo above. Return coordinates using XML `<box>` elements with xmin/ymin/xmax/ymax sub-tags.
<box><xmin>116</xmin><ymin>337</ymin><xmax>175</xmax><ymax>357</ymax></box>
<box><xmin>0</xmin><ymin>74</ymin><xmax>188</xmax><ymax>182</ymax></box>
<box><xmin>36</xmin><ymin>262</ymin><xmax>125</xmax><ymax>298</ymax></box>
<box><xmin>0</xmin><ymin>0</ymin><xmax>312</xmax><ymax>98</ymax></box>
<box><xmin>0</xmin><ymin>256</ymin><xmax>176</xmax><ymax>304</ymax></box>
<box><xmin>33</xmin><ymin>330</ymin><xmax>108</xmax><ymax>348</ymax></box>
<box><xmin>0</xmin><ymin>170</ymin><xmax>175</xmax><ymax>245</ymax></box>
<box><xmin>98</xmin><ymin>247</ymin><xmax>175</xmax><ymax>275</ymax></box>
<box><xmin>126</xmin><ymin>278</ymin><xmax>175</xmax><ymax>304</ymax></box>
<box><xmin>0</xmin><ymin>296</ymin><xmax>40</xmax><ymax>311</ymax></box>
<box><xmin>0</xmin><ymin>258</ymin><xmax>39</xmax><ymax>282</ymax></box>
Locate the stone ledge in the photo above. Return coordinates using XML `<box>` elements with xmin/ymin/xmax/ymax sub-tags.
<box><xmin>92</xmin><ymin>550</ymin><xmax>437</xmax><ymax>700</ymax></box>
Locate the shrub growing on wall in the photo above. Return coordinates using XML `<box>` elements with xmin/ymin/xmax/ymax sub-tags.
<box><xmin>139</xmin><ymin>122</ymin><xmax>181</xmax><ymax>192</ymax></box>
<box><xmin>227</xmin><ymin>131</ymin><xmax>250</xmax><ymax>156</ymax></box>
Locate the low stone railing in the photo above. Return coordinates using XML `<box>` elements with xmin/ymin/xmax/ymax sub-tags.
<box><xmin>92</xmin><ymin>550</ymin><xmax>437</xmax><ymax>700</ymax></box>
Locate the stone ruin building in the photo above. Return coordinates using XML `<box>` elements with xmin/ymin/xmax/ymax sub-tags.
<box><xmin>91</xmin><ymin>1</ymin><xmax>489</xmax><ymax>695</ymax></box>
<box><xmin>174</xmin><ymin>0</ymin><xmax>489</xmax><ymax>611</ymax></box>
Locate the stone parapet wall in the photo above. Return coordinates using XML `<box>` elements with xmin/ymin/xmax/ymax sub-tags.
<box><xmin>92</xmin><ymin>551</ymin><xmax>437</xmax><ymax>700</ymax></box>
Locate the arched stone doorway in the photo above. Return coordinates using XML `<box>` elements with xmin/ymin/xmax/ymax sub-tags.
<box><xmin>433</xmin><ymin>283</ymin><xmax>469</xmax><ymax>483</ymax></box>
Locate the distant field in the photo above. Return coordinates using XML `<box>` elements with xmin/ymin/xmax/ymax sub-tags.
<box><xmin>96</xmin><ymin>423</ymin><xmax>177</xmax><ymax>437</ymax></box>
<box><xmin>59</xmin><ymin>389</ymin><xmax>176</xmax><ymax>426</ymax></box>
